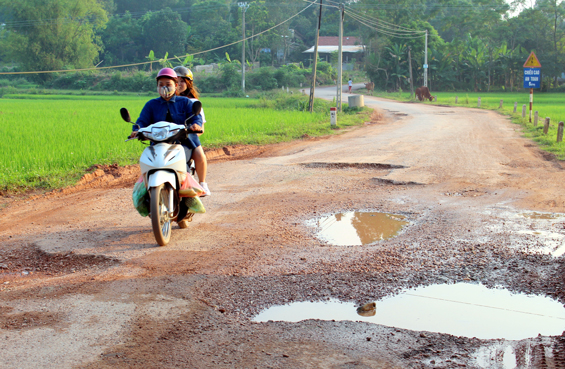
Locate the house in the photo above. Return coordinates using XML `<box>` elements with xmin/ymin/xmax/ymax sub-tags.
<box><xmin>303</xmin><ymin>36</ymin><xmax>365</xmax><ymax>64</ymax></box>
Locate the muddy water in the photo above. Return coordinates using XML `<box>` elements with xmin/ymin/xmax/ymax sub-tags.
<box><xmin>253</xmin><ymin>283</ymin><xmax>565</xmax><ymax>340</ymax></box>
<box><xmin>520</xmin><ymin>212</ymin><xmax>558</xmax><ymax>220</ymax></box>
<box><xmin>315</xmin><ymin>212</ymin><xmax>408</xmax><ymax>246</ymax></box>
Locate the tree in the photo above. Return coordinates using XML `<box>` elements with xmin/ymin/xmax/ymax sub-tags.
<box><xmin>0</xmin><ymin>0</ymin><xmax>108</xmax><ymax>81</ymax></box>
<box><xmin>140</xmin><ymin>8</ymin><xmax>189</xmax><ymax>58</ymax></box>
<box><xmin>99</xmin><ymin>11</ymin><xmax>142</xmax><ymax>65</ymax></box>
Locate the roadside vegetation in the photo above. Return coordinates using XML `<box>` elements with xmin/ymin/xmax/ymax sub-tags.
<box><xmin>0</xmin><ymin>93</ymin><xmax>369</xmax><ymax>192</ymax></box>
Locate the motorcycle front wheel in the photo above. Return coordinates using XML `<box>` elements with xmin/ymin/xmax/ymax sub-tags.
<box><xmin>150</xmin><ymin>184</ymin><xmax>172</xmax><ymax>246</ymax></box>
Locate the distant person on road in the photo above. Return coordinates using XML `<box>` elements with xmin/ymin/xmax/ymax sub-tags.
<box><xmin>348</xmin><ymin>78</ymin><xmax>353</xmax><ymax>93</ymax></box>
<box><xmin>174</xmin><ymin>65</ymin><xmax>210</xmax><ymax>197</ymax></box>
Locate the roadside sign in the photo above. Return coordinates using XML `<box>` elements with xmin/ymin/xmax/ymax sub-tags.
<box><xmin>523</xmin><ymin>52</ymin><xmax>542</xmax><ymax>122</ymax></box>
<box><xmin>523</xmin><ymin>52</ymin><xmax>542</xmax><ymax>68</ymax></box>
<box><xmin>423</xmin><ymin>64</ymin><xmax>428</xmax><ymax>69</ymax></box>
<box><xmin>523</xmin><ymin>68</ymin><xmax>541</xmax><ymax>88</ymax></box>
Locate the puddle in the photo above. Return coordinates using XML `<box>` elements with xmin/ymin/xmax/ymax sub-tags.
<box><xmin>314</xmin><ymin>212</ymin><xmax>408</xmax><ymax>245</ymax></box>
<box><xmin>520</xmin><ymin>212</ymin><xmax>558</xmax><ymax>220</ymax></box>
<box><xmin>253</xmin><ymin>283</ymin><xmax>565</xmax><ymax>340</ymax></box>
<box><xmin>484</xmin><ymin>208</ymin><xmax>565</xmax><ymax>257</ymax></box>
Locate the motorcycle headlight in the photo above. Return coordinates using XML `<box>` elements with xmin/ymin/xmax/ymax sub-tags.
<box><xmin>151</xmin><ymin>126</ymin><xmax>169</xmax><ymax>141</ymax></box>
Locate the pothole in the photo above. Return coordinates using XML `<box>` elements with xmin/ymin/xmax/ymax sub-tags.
<box><xmin>520</xmin><ymin>212</ymin><xmax>559</xmax><ymax>220</ymax></box>
<box><xmin>484</xmin><ymin>209</ymin><xmax>565</xmax><ymax>256</ymax></box>
<box><xmin>302</xmin><ymin>163</ymin><xmax>404</xmax><ymax>170</ymax></box>
<box><xmin>310</xmin><ymin>211</ymin><xmax>409</xmax><ymax>246</ymax></box>
<box><xmin>253</xmin><ymin>283</ymin><xmax>565</xmax><ymax>340</ymax></box>
<box><xmin>372</xmin><ymin>178</ymin><xmax>424</xmax><ymax>186</ymax></box>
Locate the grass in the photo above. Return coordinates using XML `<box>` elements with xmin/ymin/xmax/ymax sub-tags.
<box><xmin>0</xmin><ymin>93</ymin><xmax>369</xmax><ymax>192</ymax></box>
<box><xmin>363</xmin><ymin>89</ymin><xmax>565</xmax><ymax>160</ymax></box>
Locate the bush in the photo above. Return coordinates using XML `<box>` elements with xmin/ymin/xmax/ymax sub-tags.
<box><xmin>247</xmin><ymin>67</ymin><xmax>278</xmax><ymax>90</ymax></box>
<box><xmin>222</xmin><ymin>89</ymin><xmax>245</xmax><ymax>98</ymax></box>
<box><xmin>0</xmin><ymin>86</ymin><xmax>17</xmax><ymax>97</ymax></box>
<box><xmin>255</xmin><ymin>92</ymin><xmax>334</xmax><ymax>113</ymax></box>
<box><xmin>220</xmin><ymin>62</ymin><xmax>241</xmax><ymax>90</ymax></box>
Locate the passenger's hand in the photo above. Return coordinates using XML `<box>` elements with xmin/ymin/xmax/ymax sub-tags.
<box><xmin>188</xmin><ymin>124</ymin><xmax>203</xmax><ymax>133</ymax></box>
<box><xmin>129</xmin><ymin>131</ymin><xmax>138</xmax><ymax>138</ymax></box>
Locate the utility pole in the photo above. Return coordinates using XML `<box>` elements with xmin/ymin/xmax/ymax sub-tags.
<box><xmin>308</xmin><ymin>0</ymin><xmax>323</xmax><ymax>113</ymax></box>
<box><xmin>336</xmin><ymin>3</ymin><xmax>344</xmax><ymax>111</ymax></box>
<box><xmin>239</xmin><ymin>2</ymin><xmax>250</xmax><ymax>94</ymax></box>
<box><xmin>408</xmin><ymin>46</ymin><xmax>414</xmax><ymax>99</ymax></box>
<box><xmin>423</xmin><ymin>30</ymin><xmax>428</xmax><ymax>87</ymax></box>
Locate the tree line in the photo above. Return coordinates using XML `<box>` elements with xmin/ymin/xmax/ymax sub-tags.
<box><xmin>0</xmin><ymin>0</ymin><xmax>564</xmax><ymax>92</ymax></box>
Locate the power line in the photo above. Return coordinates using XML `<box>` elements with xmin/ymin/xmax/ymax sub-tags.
<box><xmin>0</xmin><ymin>2</ymin><xmax>316</xmax><ymax>75</ymax></box>
<box><xmin>346</xmin><ymin>12</ymin><xmax>426</xmax><ymax>39</ymax></box>
<box><xmin>345</xmin><ymin>6</ymin><xmax>426</xmax><ymax>33</ymax></box>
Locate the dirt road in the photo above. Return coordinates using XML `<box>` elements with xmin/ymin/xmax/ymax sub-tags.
<box><xmin>1</xmin><ymin>87</ymin><xmax>565</xmax><ymax>368</ymax></box>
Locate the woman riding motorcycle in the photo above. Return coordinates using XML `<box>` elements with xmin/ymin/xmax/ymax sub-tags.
<box><xmin>128</xmin><ymin>67</ymin><xmax>204</xmax><ymax>230</ymax></box>
<box><xmin>173</xmin><ymin>65</ymin><xmax>210</xmax><ymax>196</ymax></box>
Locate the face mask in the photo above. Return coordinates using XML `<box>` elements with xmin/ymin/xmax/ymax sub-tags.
<box><xmin>159</xmin><ymin>85</ymin><xmax>175</xmax><ymax>99</ymax></box>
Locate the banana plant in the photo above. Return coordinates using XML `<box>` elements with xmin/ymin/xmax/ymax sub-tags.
<box><xmin>462</xmin><ymin>35</ymin><xmax>487</xmax><ymax>91</ymax></box>
<box><xmin>387</xmin><ymin>43</ymin><xmax>408</xmax><ymax>91</ymax></box>
<box><xmin>158</xmin><ymin>52</ymin><xmax>173</xmax><ymax>68</ymax></box>
<box><xmin>146</xmin><ymin>50</ymin><xmax>156</xmax><ymax>72</ymax></box>
<box><xmin>174</xmin><ymin>54</ymin><xmax>194</xmax><ymax>68</ymax></box>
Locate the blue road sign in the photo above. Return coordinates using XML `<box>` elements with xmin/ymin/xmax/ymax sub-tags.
<box><xmin>523</xmin><ymin>68</ymin><xmax>541</xmax><ymax>88</ymax></box>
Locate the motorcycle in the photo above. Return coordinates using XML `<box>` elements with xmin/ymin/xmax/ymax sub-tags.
<box><xmin>120</xmin><ymin>102</ymin><xmax>204</xmax><ymax>246</ymax></box>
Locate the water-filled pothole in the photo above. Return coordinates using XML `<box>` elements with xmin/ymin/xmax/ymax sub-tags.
<box><xmin>314</xmin><ymin>212</ymin><xmax>408</xmax><ymax>246</ymax></box>
<box><xmin>253</xmin><ymin>283</ymin><xmax>565</xmax><ymax>340</ymax></box>
<box><xmin>485</xmin><ymin>209</ymin><xmax>565</xmax><ymax>257</ymax></box>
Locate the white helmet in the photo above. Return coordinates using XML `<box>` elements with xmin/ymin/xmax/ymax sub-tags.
<box><xmin>173</xmin><ymin>66</ymin><xmax>193</xmax><ymax>81</ymax></box>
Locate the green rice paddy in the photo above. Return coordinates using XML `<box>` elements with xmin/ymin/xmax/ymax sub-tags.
<box><xmin>0</xmin><ymin>94</ymin><xmax>367</xmax><ymax>191</ymax></box>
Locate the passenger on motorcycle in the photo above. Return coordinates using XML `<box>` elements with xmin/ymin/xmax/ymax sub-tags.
<box><xmin>173</xmin><ymin>65</ymin><xmax>210</xmax><ymax>196</ymax></box>
<box><xmin>129</xmin><ymin>68</ymin><xmax>208</xmax><ymax>193</ymax></box>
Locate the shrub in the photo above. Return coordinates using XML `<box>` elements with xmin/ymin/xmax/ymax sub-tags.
<box><xmin>247</xmin><ymin>67</ymin><xmax>278</xmax><ymax>90</ymax></box>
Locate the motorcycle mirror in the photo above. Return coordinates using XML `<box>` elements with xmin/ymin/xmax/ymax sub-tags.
<box><xmin>120</xmin><ymin>108</ymin><xmax>131</xmax><ymax>123</ymax></box>
<box><xmin>192</xmin><ymin>101</ymin><xmax>202</xmax><ymax>116</ymax></box>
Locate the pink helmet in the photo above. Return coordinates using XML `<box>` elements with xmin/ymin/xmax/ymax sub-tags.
<box><xmin>156</xmin><ymin>68</ymin><xmax>178</xmax><ymax>81</ymax></box>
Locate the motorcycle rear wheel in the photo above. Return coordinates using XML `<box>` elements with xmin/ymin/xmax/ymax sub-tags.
<box><xmin>150</xmin><ymin>184</ymin><xmax>172</xmax><ymax>246</ymax></box>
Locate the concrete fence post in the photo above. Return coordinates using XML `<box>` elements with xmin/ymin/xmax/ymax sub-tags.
<box><xmin>544</xmin><ymin>117</ymin><xmax>550</xmax><ymax>134</ymax></box>
<box><xmin>534</xmin><ymin>111</ymin><xmax>539</xmax><ymax>126</ymax></box>
<box><xmin>513</xmin><ymin>102</ymin><xmax>517</xmax><ymax>113</ymax></box>
<box><xmin>478</xmin><ymin>97</ymin><xmax>481</xmax><ymax>107</ymax></box>
<box><xmin>455</xmin><ymin>96</ymin><xmax>458</xmax><ymax>104</ymax></box>
<box><xmin>522</xmin><ymin>105</ymin><xmax>527</xmax><ymax>118</ymax></box>
<box><xmin>499</xmin><ymin>100</ymin><xmax>503</xmax><ymax>109</ymax></box>
<box><xmin>558</xmin><ymin>122</ymin><xmax>564</xmax><ymax>143</ymax></box>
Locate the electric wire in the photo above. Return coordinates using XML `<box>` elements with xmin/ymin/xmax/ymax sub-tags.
<box><xmin>346</xmin><ymin>11</ymin><xmax>426</xmax><ymax>39</ymax></box>
<box><xmin>344</xmin><ymin>6</ymin><xmax>426</xmax><ymax>33</ymax></box>
<box><xmin>346</xmin><ymin>12</ymin><xmax>425</xmax><ymax>36</ymax></box>
<box><xmin>301</xmin><ymin>0</ymin><xmax>341</xmax><ymax>10</ymax></box>
<box><xmin>346</xmin><ymin>12</ymin><xmax>425</xmax><ymax>38</ymax></box>
<box><xmin>0</xmin><ymin>1</ymin><xmax>316</xmax><ymax>75</ymax></box>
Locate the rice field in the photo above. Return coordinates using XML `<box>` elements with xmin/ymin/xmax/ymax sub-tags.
<box><xmin>0</xmin><ymin>94</ymin><xmax>366</xmax><ymax>190</ymax></box>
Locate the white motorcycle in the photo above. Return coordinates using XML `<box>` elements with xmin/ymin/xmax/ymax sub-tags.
<box><xmin>120</xmin><ymin>102</ymin><xmax>203</xmax><ymax>246</ymax></box>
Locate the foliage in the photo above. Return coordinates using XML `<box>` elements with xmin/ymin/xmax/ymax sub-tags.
<box><xmin>0</xmin><ymin>0</ymin><xmax>108</xmax><ymax>82</ymax></box>
<box><xmin>139</xmin><ymin>8</ymin><xmax>189</xmax><ymax>59</ymax></box>
<box><xmin>2</xmin><ymin>0</ymin><xmax>565</xmax><ymax>92</ymax></box>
